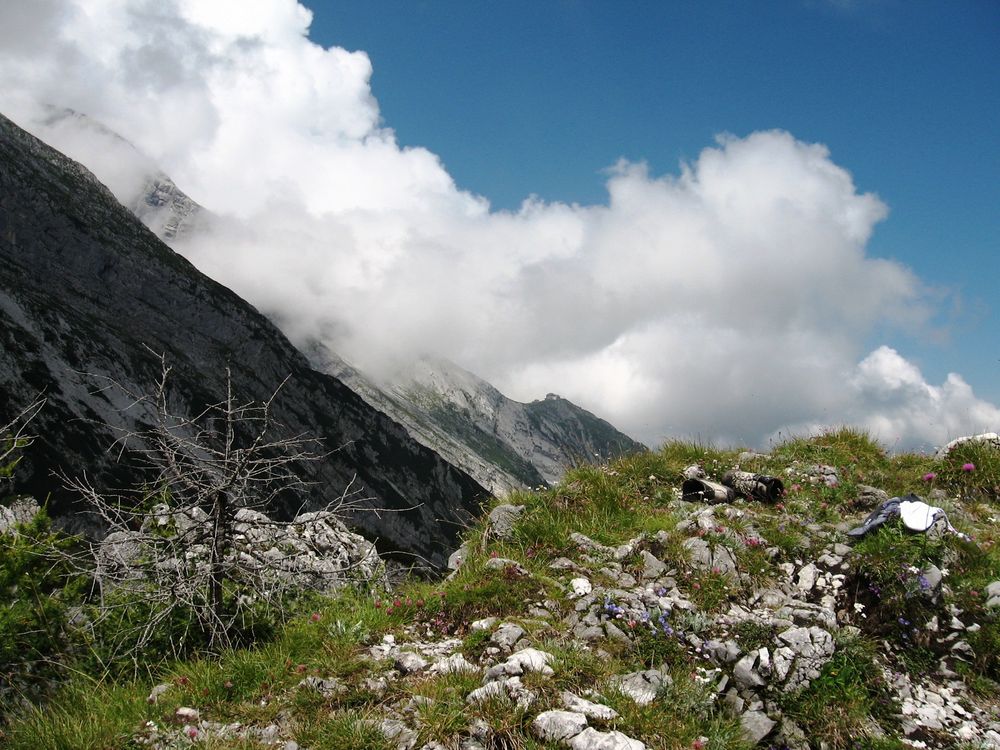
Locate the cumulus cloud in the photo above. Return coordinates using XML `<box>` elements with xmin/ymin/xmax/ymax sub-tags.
<box><xmin>1</xmin><ymin>0</ymin><xmax>995</xmax><ymax>450</ymax></box>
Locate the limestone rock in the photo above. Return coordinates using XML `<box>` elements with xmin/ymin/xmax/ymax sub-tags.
<box><xmin>531</xmin><ymin>710</ymin><xmax>588</xmax><ymax>743</ymax></box>
<box><xmin>0</xmin><ymin>497</ymin><xmax>40</xmax><ymax>535</ymax></box>
<box><xmin>484</xmin><ymin>648</ymin><xmax>555</xmax><ymax>681</ymax></box>
<box><xmin>484</xmin><ymin>557</ymin><xmax>530</xmax><ymax>576</ymax></box>
<box><xmin>395</xmin><ymin>651</ymin><xmax>430</xmax><ymax>674</ymax></box>
<box><xmin>855</xmin><ymin>485</ymin><xmax>889</xmax><ymax>508</ymax></box>
<box><xmin>467</xmin><ymin>676</ymin><xmax>536</xmax><ymax>708</ymax></box>
<box><xmin>777</xmin><ymin>626</ymin><xmax>835</xmax><ymax>691</ymax></box>
<box><xmin>490</xmin><ymin>622</ymin><xmax>527</xmax><ymax>651</ymax></box>
<box><xmin>683</xmin><ymin>537</ymin><xmax>737</xmax><ymax>575</ymax></box>
<box><xmin>568</xmin><ymin>727</ymin><xmax>646</xmax><ymax>750</ymax></box>
<box><xmin>561</xmin><ymin>691</ymin><xmax>619</xmax><ymax>720</ymax></box>
<box><xmin>612</xmin><ymin>668</ymin><xmax>671</xmax><ymax>705</ymax></box>
<box><xmin>733</xmin><ymin>650</ymin><xmax>768</xmax><ymax>689</ymax></box>
<box><xmin>380</xmin><ymin>719</ymin><xmax>418</xmax><ymax>750</ymax></box>
<box><xmin>448</xmin><ymin>543</ymin><xmax>470</xmax><ymax>571</ymax></box>
<box><xmin>174</xmin><ymin>706</ymin><xmax>199</xmax><ymax>723</ymax></box>
<box><xmin>936</xmin><ymin>432</ymin><xmax>1000</xmax><ymax>457</ymax></box>
<box><xmin>488</xmin><ymin>504</ymin><xmax>525</xmax><ymax>539</ymax></box>
<box><xmin>297</xmin><ymin>676</ymin><xmax>346</xmax><ymax>697</ymax></box>
<box><xmin>640</xmin><ymin>550</ymin><xmax>666</xmax><ymax>579</ymax></box>
<box><xmin>430</xmin><ymin>653</ymin><xmax>479</xmax><ymax>675</ymax></box>
<box><xmin>740</xmin><ymin>710</ymin><xmax>776</xmax><ymax>743</ymax></box>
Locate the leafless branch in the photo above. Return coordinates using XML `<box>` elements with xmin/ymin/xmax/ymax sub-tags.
<box><xmin>1</xmin><ymin>397</ymin><xmax>46</xmax><ymax>480</ymax></box>
<box><xmin>58</xmin><ymin>353</ymin><xmax>385</xmax><ymax>662</ymax></box>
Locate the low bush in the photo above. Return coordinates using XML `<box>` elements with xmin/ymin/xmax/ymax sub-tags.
<box><xmin>0</xmin><ymin>506</ymin><xmax>83</xmax><ymax>712</ymax></box>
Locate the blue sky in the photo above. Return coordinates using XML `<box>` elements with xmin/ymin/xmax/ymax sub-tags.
<box><xmin>4</xmin><ymin>0</ymin><xmax>998</xmax><ymax>447</ymax></box>
<box><xmin>309</xmin><ymin>0</ymin><xmax>1000</xmax><ymax>401</ymax></box>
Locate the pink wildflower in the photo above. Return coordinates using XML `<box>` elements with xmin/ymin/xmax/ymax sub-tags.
<box><xmin>962</xmin><ymin>463</ymin><xmax>976</xmax><ymax>472</ymax></box>
<box><xmin>310</xmin><ymin>612</ymin><xmax>321</xmax><ymax>622</ymax></box>
<box><xmin>923</xmin><ymin>472</ymin><xmax>937</xmax><ymax>482</ymax></box>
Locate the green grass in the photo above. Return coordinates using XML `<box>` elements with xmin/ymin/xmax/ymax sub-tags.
<box><xmin>4</xmin><ymin>430</ymin><xmax>999</xmax><ymax>749</ymax></box>
<box><xmin>602</xmin><ymin>669</ymin><xmax>749</xmax><ymax>750</ymax></box>
<box><xmin>0</xmin><ymin>679</ymin><xmax>151</xmax><ymax>750</ymax></box>
<box><xmin>781</xmin><ymin>634</ymin><xmax>900</xmax><ymax>750</ymax></box>
<box><xmin>291</xmin><ymin>709</ymin><xmax>395</xmax><ymax>750</ymax></box>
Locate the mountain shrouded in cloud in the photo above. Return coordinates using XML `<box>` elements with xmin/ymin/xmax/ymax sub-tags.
<box><xmin>2</xmin><ymin>0</ymin><xmax>997</xmax><ymax>449</ymax></box>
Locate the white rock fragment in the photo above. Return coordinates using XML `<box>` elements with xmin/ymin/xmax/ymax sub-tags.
<box><xmin>430</xmin><ymin>653</ymin><xmax>479</xmax><ymax>675</ymax></box>
<box><xmin>740</xmin><ymin>711</ymin><xmax>776</xmax><ymax>743</ymax></box>
<box><xmin>531</xmin><ymin>710</ymin><xmax>588</xmax><ymax>743</ymax></box>
<box><xmin>568</xmin><ymin>727</ymin><xmax>647</xmax><ymax>750</ymax></box>
<box><xmin>795</xmin><ymin>563</ymin><xmax>818</xmax><ymax>592</ymax></box>
<box><xmin>174</xmin><ymin>706</ymin><xmax>200</xmax><ymax>723</ymax></box>
<box><xmin>490</xmin><ymin>622</ymin><xmax>526</xmax><ymax>650</ymax></box>
<box><xmin>484</xmin><ymin>648</ymin><xmax>555</xmax><ymax>681</ymax></box>
<box><xmin>561</xmin><ymin>691</ymin><xmax>619</xmax><ymax>720</ymax></box>
<box><xmin>611</xmin><ymin>669</ymin><xmax>671</xmax><ymax>705</ymax></box>
<box><xmin>394</xmin><ymin>651</ymin><xmax>429</xmax><ymax>674</ymax></box>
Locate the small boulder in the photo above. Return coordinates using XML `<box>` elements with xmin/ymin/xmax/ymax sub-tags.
<box><xmin>531</xmin><ymin>710</ymin><xmax>588</xmax><ymax>743</ymax></box>
<box><xmin>740</xmin><ymin>711</ymin><xmax>776</xmax><ymax>744</ymax></box>
<box><xmin>488</xmin><ymin>504</ymin><xmax>526</xmax><ymax>539</ymax></box>
<box><xmin>568</xmin><ymin>727</ymin><xmax>646</xmax><ymax>750</ymax></box>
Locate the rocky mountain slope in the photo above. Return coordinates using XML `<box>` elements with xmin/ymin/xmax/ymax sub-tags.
<box><xmin>315</xmin><ymin>347</ymin><xmax>646</xmax><ymax>497</ymax></box>
<box><xmin>15</xmin><ymin>109</ymin><xmax>645</xmax><ymax>497</ymax></box>
<box><xmin>0</xmin><ymin>112</ymin><xmax>488</xmax><ymax>567</ymax></box>
<box><xmin>4</xmin><ymin>430</ymin><xmax>998</xmax><ymax>749</ymax></box>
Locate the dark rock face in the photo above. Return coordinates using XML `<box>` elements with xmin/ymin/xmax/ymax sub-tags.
<box><xmin>0</xmin><ymin>112</ymin><xmax>487</xmax><ymax>567</ymax></box>
<box><xmin>319</xmin><ymin>350</ymin><xmax>647</xmax><ymax>497</ymax></box>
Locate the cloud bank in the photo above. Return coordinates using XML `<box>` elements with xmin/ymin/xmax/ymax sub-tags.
<box><xmin>2</xmin><ymin>0</ymin><xmax>997</xmax><ymax>449</ymax></box>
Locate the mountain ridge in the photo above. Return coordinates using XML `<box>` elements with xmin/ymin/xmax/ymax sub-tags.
<box><xmin>0</xmin><ymin>111</ymin><xmax>487</xmax><ymax>567</ymax></box>
<box><xmin>17</xmin><ymin>108</ymin><xmax>647</xmax><ymax>498</ymax></box>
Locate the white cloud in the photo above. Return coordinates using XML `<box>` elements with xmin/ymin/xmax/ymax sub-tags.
<box><xmin>847</xmin><ymin>346</ymin><xmax>1000</xmax><ymax>448</ymax></box>
<box><xmin>1</xmin><ymin>0</ymin><xmax>995</xmax><ymax>451</ymax></box>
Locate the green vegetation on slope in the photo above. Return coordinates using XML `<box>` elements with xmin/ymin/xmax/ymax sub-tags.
<box><xmin>2</xmin><ymin>429</ymin><xmax>998</xmax><ymax>749</ymax></box>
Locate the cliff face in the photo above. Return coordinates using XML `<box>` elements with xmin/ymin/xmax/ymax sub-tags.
<box><xmin>12</xmin><ymin>110</ymin><xmax>646</xmax><ymax>501</ymax></box>
<box><xmin>0</xmin><ymin>112</ymin><xmax>488</xmax><ymax>567</ymax></box>
<box><xmin>315</xmin><ymin>348</ymin><xmax>647</xmax><ymax>497</ymax></box>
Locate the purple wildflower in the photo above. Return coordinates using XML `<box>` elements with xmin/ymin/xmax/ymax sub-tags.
<box><xmin>962</xmin><ymin>462</ymin><xmax>975</xmax><ymax>472</ymax></box>
<box><xmin>922</xmin><ymin>472</ymin><xmax>937</xmax><ymax>482</ymax></box>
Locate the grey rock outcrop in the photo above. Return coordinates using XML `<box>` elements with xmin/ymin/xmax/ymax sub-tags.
<box><xmin>0</xmin><ymin>496</ymin><xmax>39</xmax><ymax>535</ymax></box>
<box><xmin>317</xmin><ymin>350</ymin><xmax>647</xmax><ymax>497</ymax></box>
